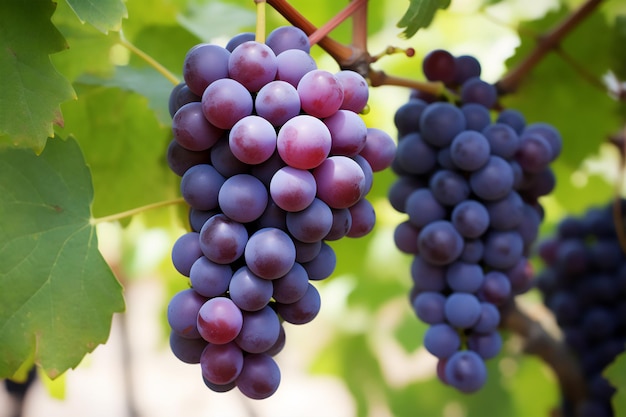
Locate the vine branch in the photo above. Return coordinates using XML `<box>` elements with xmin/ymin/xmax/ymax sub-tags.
<box><xmin>496</xmin><ymin>0</ymin><xmax>605</xmax><ymax>95</ymax></box>
<box><xmin>90</xmin><ymin>197</ymin><xmax>186</xmax><ymax>225</ymax></box>
<box><xmin>118</xmin><ymin>31</ymin><xmax>181</xmax><ymax>86</ymax></box>
<box><xmin>502</xmin><ymin>301</ymin><xmax>587</xmax><ymax>412</ymax></box>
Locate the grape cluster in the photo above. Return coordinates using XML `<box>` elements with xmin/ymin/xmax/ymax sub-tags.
<box><xmin>390</xmin><ymin>49</ymin><xmax>561</xmax><ymax>393</ymax></box>
<box><xmin>536</xmin><ymin>201</ymin><xmax>626</xmax><ymax>417</ymax></box>
<box><xmin>166</xmin><ymin>26</ymin><xmax>396</xmax><ymax>399</ymax></box>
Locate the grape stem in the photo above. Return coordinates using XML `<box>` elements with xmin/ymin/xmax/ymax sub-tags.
<box><xmin>308</xmin><ymin>0</ymin><xmax>367</xmax><ymax>47</ymax></box>
<box><xmin>502</xmin><ymin>301</ymin><xmax>587</xmax><ymax>413</ymax></box>
<box><xmin>90</xmin><ymin>197</ymin><xmax>186</xmax><ymax>225</ymax></box>
<box><xmin>495</xmin><ymin>0</ymin><xmax>605</xmax><ymax>95</ymax></box>
<box><xmin>117</xmin><ymin>31</ymin><xmax>181</xmax><ymax>86</ymax></box>
<box><xmin>254</xmin><ymin>0</ymin><xmax>267</xmax><ymax>43</ymax></box>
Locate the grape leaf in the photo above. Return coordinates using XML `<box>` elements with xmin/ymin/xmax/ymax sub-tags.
<box><xmin>397</xmin><ymin>0</ymin><xmax>451</xmax><ymax>39</ymax></box>
<box><xmin>77</xmin><ymin>66</ymin><xmax>174</xmax><ymax>125</ymax></box>
<box><xmin>605</xmin><ymin>349</ymin><xmax>626</xmax><ymax>417</ymax></box>
<box><xmin>64</xmin><ymin>0</ymin><xmax>127</xmax><ymax>33</ymax></box>
<box><xmin>177</xmin><ymin>0</ymin><xmax>256</xmax><ymax>42</ymax></box>
<box><xmin>0</xmin><ymin>0</ymin><xmax>76</xmax><ymax>154</ymax></box>
<box><xmin>0</xmin><ymin>137</ymin><xmax>125</xmax><ymax>379</ymax></box>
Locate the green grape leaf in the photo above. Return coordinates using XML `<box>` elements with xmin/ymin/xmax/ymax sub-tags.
<box><xmin>64</xmin><ymin>0</ymin><xmax>127</xmax><ymax>33</ymax></box>
<box><xmin>56</xmin><ymin>87</ymin><xmax>174</xmax><ymax>219</ymax></box>
<box><xmin>501</xmin><ymin>7</ymin><xmax>621</xmax><ymax>168</ymax></box>
<box><xmin>178</xmin><ymin>0</ymin><xmax>256</xmax><ymax>42</ymax></box>
<box><xmin>78</xmin><ymin>66</ymin><xmax>174</xmax><ymax>125</ymax></box>
<box><xmin>605</xmin><ymin>349</ymin><xmax>626</xmax><ymax>417</ymax></box>
<box><xmin>0</xmin><ymin>0</ymin><xmax>76</xmax><ymax>154</ymax></box>
<box><xmin>397</xmin><ymin>0</ymin><xmax>451</xmax><ymax>39</ymax></box>
<box><xmin>0</xmin><ymin>137</ymin><xmax>125</xmax><ymax>379</ymax></box>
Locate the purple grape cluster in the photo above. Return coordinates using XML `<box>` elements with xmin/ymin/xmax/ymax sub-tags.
<box><xmin>536</xmin><ymin>201</ymin><xmax>626</xmax><ymax>416</ymax></box>
<box><xmin>390</xmin><ymin>49</ymin><xmax>562</xmax><ymax>393</ymax></box>
<box><xmin>166</xmin><ymin>26</ymin><xmax>396</xmax><ymax>399</ymax></box>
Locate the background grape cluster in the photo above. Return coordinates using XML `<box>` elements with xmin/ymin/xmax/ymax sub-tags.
<box><xmin>536</xmin><ymin>201</ymin><xmax>626</xmax><ymax>416</ymax></box>
<box><xmin>389</xmin><ymin>49</ymin><xmax>562</xmax><ymax>393</ymax></box>
<box><xmin>165</xmin><ymin>26</ymin><xmax>396</xmax><ymax>399</ymax></box>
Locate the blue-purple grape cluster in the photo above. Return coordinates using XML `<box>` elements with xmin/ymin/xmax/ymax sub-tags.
<box><xmin>166</xmin><ymin>26</ymin><xmax>396</xmax><ymax>399</ymax></box>
<box><xmin>390</xmin><ymin>49</ymin><xmax>562</xmax><ymax>393</ymax></box>
<box><xmin>536</xmin><ymin>201</ymin><xmax>626</xmax><ymax>416</ymax></box>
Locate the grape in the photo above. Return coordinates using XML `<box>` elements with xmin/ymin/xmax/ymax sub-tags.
<box><xmin>394</xmin><ymin>220</ymin><xmax>420</xmax><ymax>254</ymax></box>
<box><xmin>272</xmin><ymin>263</ymin><xmax>309</xmax><ymax>304</ymax></box>
<box><xmin>254</xmin><ymin>81</ymin><xmax>301</xmax><ymax>127</ymax></box>
<box><xmin>293</xmin><ymin>239</ymin><xmax>323</xmax><ymax>264</ymax></box>
<box><xmin>359</xmin><ymin>128</ymin><xmax>397</xmax><ymax>172</ymax></box>
<box><xmin>269</xmin><ymin>166</ymin><xmax>317</xmax><ymax>212</ymax></box>
<box><xmin>405</xmin><ymin>188</ymin><xmax>446</xmax><ymax>228</ymax></box>
<box><xmin>236</xmin><ymin>354</ymin><xmax>281</xmax><ymax>400</ymax></box>
<box><xmin>446</xmin><ymin>261</ymin><xmax>484</xmax><ymax>293</ymax></box>
<box><xmin>167</xmin><ymin>140</ymin><xmax>211</xmax><ymax>177</ymax></box>
<box><xmin>172</xmin><ymin>102</ymin><xmax>223</xmax><ymax>151</ymax></box>
<box><xmin>235</xmin><ymin>306</ymin><xmax>281</xmax><ymax>353</ymax></box>
<box><xmin>417</xmin><ymin>220</ymin><xmax>464</xmax><ymax>266</ymax></box>
<box><xmin>424</xmin><ymin>323</ymin><xmax>461</xmax><ymax>358</ymax></box>
<box><xmin>482</xmin><ymin>123</ymin><xmax>520</xmax><ymax>159</ymax></box>
<box><xmin>394</xmin><ymin>99</ymin><xmax>428</xmax><ymax>137</ymax></box>
<box><xmin>469</xmin><ymin>156</ymin><xmax>514</xmax><ymax>201</ymax></box>
<box><xmin>422</xmin><ymin>49</ymin><xmax>456</xmax><ymax>84</ymax></box>
<box><xmin>454</xmin><ymin>55</ymin><xmax>481</xmax><ymax>85</ymax></box>
<box><xmin>444</xmin><ymin>350</ymin><xmax>487</xmax><ymax>393</ymax></box>
<box><xmin>229</xmin><ymin>267</ymin><xmax>274</xmax><ymax>312</ymax></box>
<box><xmin>197</xmin><ymin>297</ymin><xmax>243</xmax><ymax>344</ymax></box>
<box><xmin>277</xmin><ymin>115</ymin><xmax>332</xmax><ymax>169</ymax></box>
<box><xmin>183</xmin><ymin>44</ymin><xmax>230</xmax><ymax>96</ymax></box>
<box><xmin>515</xmin><ymin>133</ymin><xmax>553</xmax><ymax>173</ymax></box>
<box><xmin>461</xmin><ymin>103</ymin><xmax>491</xmax><ymax>132</ymax></box>
<box><xmin>347</xmin><ymin>198</ymin><xmax>376</xmax><ymax>238</ymax></box>
<box><xmin>410</xmin><ymin>256</ymin><xmax>446</xmax><ymax>292</ymax></box>
<box><xmin>199</xmin><ymin>214</ymin><xmax>248</xmax><ymax>264</ymax></box>
<box><xmin>335</xmin><ymin>70</ymin><xmax>369</xmax><ymax>113</ymax></box>
<box><xmin>302</xmin><ymin>242</ymin><xmax>336</xmax><ymax>281</ymax></box>
<box><xmin>189</xmin><ymin>256</ymin><xmax>232</xmax><ymax>298</ymax></box>
<box><xmin>266</xmin><ymin>25</ymin><xmax>310</xmax><ymax>54</ymax></box>
<box><xmin>225</xmin><ymin>32</ymin><xmax>255</xmax><ymax>52</ymax></box>
<box><xmin>485</xmin><ymin>191</ymin><xmax>524</xmax><ymax>231</ymax></box>
<box><xmin>201</xmin><ymin>78</ymin><xmax>253</xmax><ymax>129</ymax></box>
<box><xmin>353</xmin><ymin>155</ymin><xmax>374</xmax><ymax>195</ymax></box>
<box><xmin>218</xmin><ymin>174</ymin><xmax>268</xmax><ymax>223</ymax></box>
<box><xmin>180</xmin><ymin>164</ymin><xmax>225</xmax><ymax>211</ymax></box>
<box><xmin>444</xmin><ymin>293</ymin><xmax>481</xmax><ymax>328</ymax></box>
<box><xmin>412</xmin><ymin>292</ymin><xmax>446</xmax><ymax>324</ymax></box>
<box><xmin>297</xmin><ymin>69</ymin><xmax>344</xmax><ymax>118</ymax></box>
<box><xmin>274</xmin><ymin>283</ymin><xmax>321</xmax><ymax>324</ymax></box>
<box><xmin>325</xmin><ymin>109</ymin><xmax>367</xmax><ymax>156</ymax></box>
<box><xmin>229</xmin><ymin>115</ymin><xmax>277</xmax><ymax>164</ymax></box>
<box><xmin>167</xmin><ymin>288</ymin><xmax>207</xmax><ymax>339</ymax></box>
<box><xmin>472</xmin><ymin>302</ymin><xmax>501</xmax><ymax>333</ymax></box>
<box><xmin>450</xmin><ymin>199</ymin><xmax>489</xmax><ymax>239</ymax></box>
<box><xmin>245</xmin><ymin>228</ymin><xmax>296</xmax><ymax>279</ymax></box>
<box><xmin>286</xmin><ymin>198</ymin><xmax>333</xmax><ymax>243</ymax></box>
<box><xmin>429</xmin><ymin>169</ymin><xmax>470</xmax><ymax>206</ymax></box>
<box><xmin>313</xmin><ymin>156</ymin><xmax>366</xmax><ymax>209</ymax></box>
<box><xmin>483</xmin><ymin>230</ymin><xmax>523</xmax><ymax>270</ymax></box>
<box><xmin>189</xmin><ymin>209</ymin><xmax>218</xmax><ymax>233</ymax></box>
<box><xmin>171</xmin><ymin>232</ymin><xmax>203</xmax><ymax>276</ymax></box>
<box><xmin>478</xmin><ymin>271</ymin><xmax>512</xmax><ymax>306</ymax></box>
<box><xmin>228</xmin><ymin>41</ymin><xmax>277</xmax><ymax>92</ymax></box>
<box><xmin>395</xmin><ymin>132</ymin><xmax>438</xmax><ymax>175</ymax></box>
<box><xmin>460</xmin><ymin>77</ymin><xmax>497</xmax><ymax>108</ymax></box>
<box><xmin>210</xmin><ymin>136</ymin><xmax>249</xmax><ymax>177</ymax></box>
<box><xmin>169</xmin><ymin>332</ymin><xmax>207</xmax><ymax>364</ymax></box>
<box><xmin>449</xmin><ymin>130</ymin><xmax>490</xmax><ymax>171</ymax></box>
<box><xmin>275</xmin><ymin>49</ymin><xmax>317</xmax><ymax>87</ymax></box>
<box><xmin>388</xmin><ymin>176</ymin><xmax>422</xmax><ymax>213</ymax></box>
<box><xmin>200</xmin><ymin>342</ymin><xmax>244</xmax><ymax>385</ymax></box>
<box><xmin>420</xmin><ymin>102</ymin><xmax>466</xmax><ymax>147</ymax></box>
<box><xmin>496</xmin><ymin>109</ymin><xmax>526</xmax><ymax>134</ymax></box>
<box><xmin>169</xmin><ymin>83</ymin><xmax>200</xmax><ymax>118</ymax></box>
<box><xmin>523</xmin><ymin>122</ymin><xmax>562</xmax><ymax>160</ymax></box>
<box><xmin>325</xmin><ymin>208</ymin><xmax>353</xmax><ymax>241</ymax></box>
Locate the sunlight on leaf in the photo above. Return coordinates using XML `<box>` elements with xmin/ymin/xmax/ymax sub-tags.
<box><xmin>397</xmin><ymin>0</ymin><xmax>451</xmax><ymax>39</ymax></box>
<box><xmin>65</xmin><ymin>0</ymin><xmax>127</xmax><ymax>33</ymax></box>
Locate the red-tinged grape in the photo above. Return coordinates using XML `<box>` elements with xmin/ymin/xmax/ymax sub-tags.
<box><xmin>201</xmin><ymin>78</ymin><xmax>253</xmax><ymax>129</ymax></box>
<box><xmin>200</xmin><ymin>342</ymin><xmax>244</xmax><ymax>385</ymax></box>
<box><xmin>229</xmin><ymin>115</ymin><xmax>277</xmax><ymax>165</ymax></box>
<box><xmin>277</xmin><ymin>115</ymin><xmax>332</xmax><ymax>170</ymax></box>
<box><xmin>255</xmin><ymin>80</ymin><xmax>301</xmax><ymax>127</ymax></box>
<box><xmin>228</xmin><ymin>41</ymin><xmax>277</xmax><ymax>92</ymax></box>
<box><xmin>297</xmin><ymin>69</ymin><xmax>344</xmax><ymax>118</ymax></box>
<box><xmin>313</xmin><ymin>156</ymin><xmax>366</xmax><ymax>209</ymax></box>
<box><xmin>269</xmin><ymin>166</ymin><xmax>317</xmax><ymax>212</ymax></box>
<box><xmin>335</xmin><ymin>70</ymin><xmax>369</xmax><ymax>113</ymax></box>
<box><xmin>197</xmin><ymin>297</ymin><xmax>243</xmax><ymax>344</ymax></box>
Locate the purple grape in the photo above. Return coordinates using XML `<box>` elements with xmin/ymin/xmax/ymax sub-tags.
<box><xmin>424</xmin><ymin>323</ymin><xmax>461</xmax><ymax>358</ymax></box>
<box><xmin>229</xmin><ymin>115</ymin><xmax>277</xmax><ymax>164</ymax></box>
<box><xmin>274</xmin><ymin>283</ymin><xmax>321</xmax><ymax>324</ymax></box>
<box><xmin>245</xmin><ymin>227</ymin><xmax>296</xmax><ymax>279</ymax></box>
<box><xmin>167</xmin><ymin>288</ymin><xmax>207</xmax><ymax>339</ymax></box>
<box><xmin>228</xmin><ymin>41</ymin><xmax>277</xmax><ymax>92</ymax></box>
<box><xmin>200</xmin><ymin>342</ymin><xmax>244</xmax><ymax>385</ymax></box>
<box><xmin>235</xmin><ymin>306</ymin><xmax>281</xmax><ymax>353</ymax></box>
<box><xmin>218</xmin><ymin>174</ymin><xmax>268</xmax><ymax>223</ymax></box>
<box><xmin>183</xmin><ymin>44</ymin><xmax>230</xmax><ymax>96</ymax></box>
<box><xmin>229</xmin><ymin>266</ymin><xmax>273</xmax><ymax>312</ymax></box>
<box><xmin>197</xmin><ymin>297</ymin><xmax>243</xmax><ymax>344</ymax></box>
<box><xmin>199</xmin><ymin>214</ymin><xmax>248</xmax><ymax>264</ymax></box>
<box><xmin>236</xmin><ymin>353</ymin><xmax>281</xmax><ymax>399</ymax></box>
<box><xmin>444</xmin><ymin>350</ymin><xmax>487</xmax><ymax>393</ymax></box>
<box><xmin>297</xmin><ymin>69</ymin><xmax>344</xmax><ymax>118</ymax></box>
